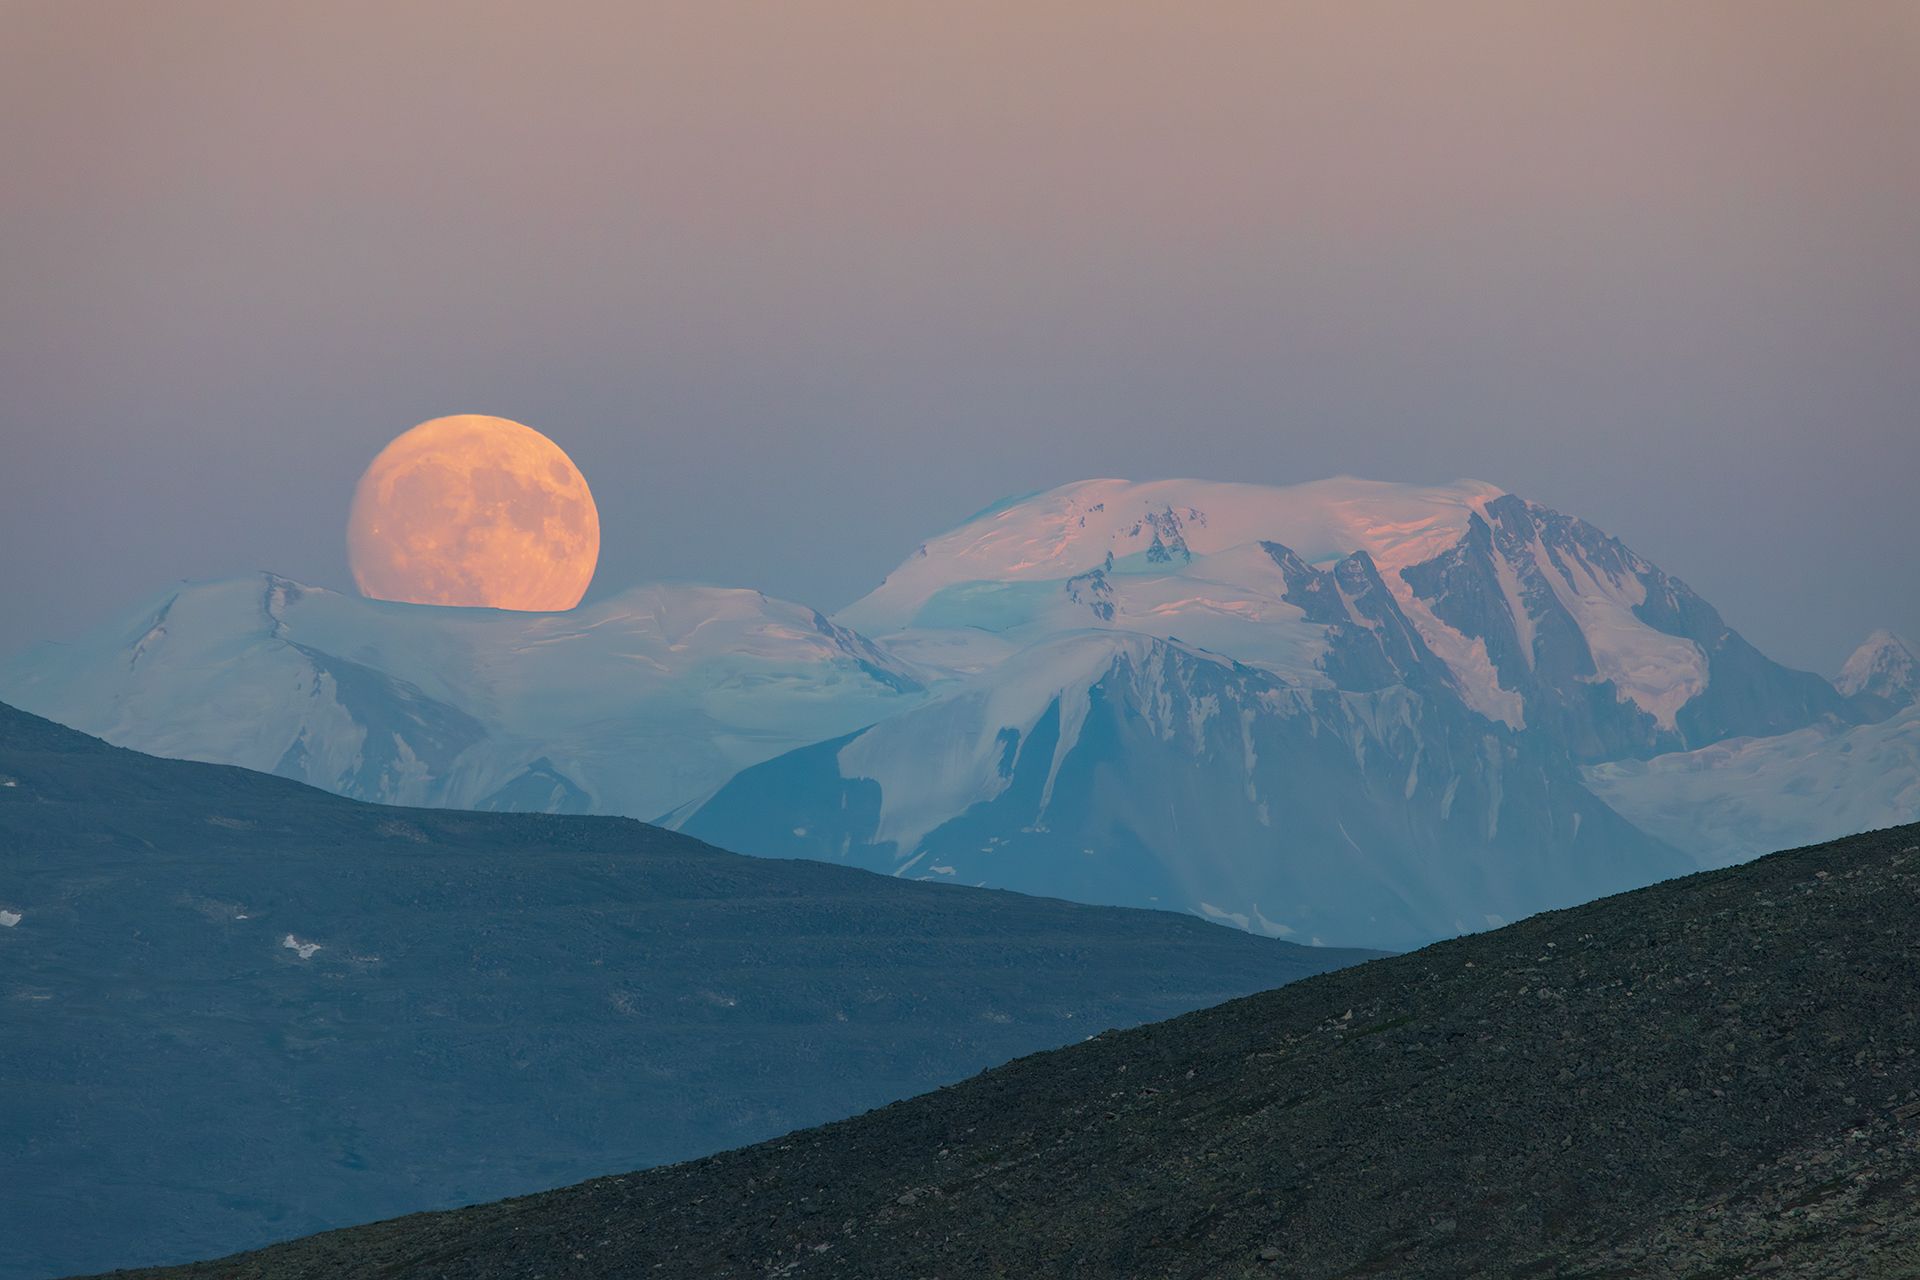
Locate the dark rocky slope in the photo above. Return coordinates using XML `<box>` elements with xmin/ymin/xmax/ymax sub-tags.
<box><xmin>0</xmin><ymin>703</ymin><xmax>1373</xmax><ymax>1280</ymax></box>
<box><xmin>104</xmin><ymin>821</ymin><xmax>1920</xmax><ymax>1280</ymax></box>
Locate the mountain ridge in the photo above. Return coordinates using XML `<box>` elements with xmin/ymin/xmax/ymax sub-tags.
<box><xmin>0</xmin><ymin>573</ymin><xmax>927</xmax><ymax>820</ymax></box>
<box><xmin>6</xmin><ymin>475</ymin><xmax>1914</xmax><ymax>948</ymax></box>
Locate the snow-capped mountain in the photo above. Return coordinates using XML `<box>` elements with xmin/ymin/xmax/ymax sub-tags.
<box><xmin>679</xmin><ymin>630</ymin><xmax>1684</xmax><ymax>949</ymax></box>
<box><xmin>839</xmin><ymin>478</ymin><xmax>1500</xmax><ymax>689</ymax></box>
<box><xmin>680</xmin><ymin>477</ymin><xmax>1911</xmax><ymax>942</ymax></box>
<box><xmin>1836</xmin><ymin>629</ymin><xmax>1918</xmax><ymax>720</ymax></box>
<box><xmin>8</xmin><ymin>475</ymin><xmax>1911</xmax><ymax>948</ymax></box>
<box><xmin>0</xmin><ymin>573</ymin><xmax>925</xmax><ymax>819</ymax></box>
<box><xmin>1398</xmin><ymin>493</ymin><xmax>1852</xmax><ymax>757</ymax></box>
<box><xmin>837</xmin><ymin>478</ymin><xmax>1849</xmax><ymax>756</ymax></box>
<box><xmin>839</xmin><ymin>477</ymin><xmax>1499</xmax><ymax>634</ymax></box>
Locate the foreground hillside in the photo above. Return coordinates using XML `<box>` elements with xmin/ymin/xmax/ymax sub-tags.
<box><xmin>116</xmin><ymin>821</ymin><xmax>1920</xmax><ymax>1279</ymax></box>
<box><xmin>0</xmin><ymin>704</ymin><xmax>1372</xmax><ymax>1280</ymax></box>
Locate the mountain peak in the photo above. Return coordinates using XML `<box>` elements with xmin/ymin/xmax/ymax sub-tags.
<box><xmin>838</xmin><ymin>476</ymin><xmax>1508</xmax><ymax>636</ymax></box>
<box><xmin>1837</xmin><ymin>629</ymin><xmax>1918</xmax><ymax>713</ymax></box>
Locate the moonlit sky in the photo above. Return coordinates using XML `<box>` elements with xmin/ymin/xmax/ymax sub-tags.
<box><xmin>3</xmin><ymin>2</ymin><xmax>1916</xmax><ymax>671</ymax></box>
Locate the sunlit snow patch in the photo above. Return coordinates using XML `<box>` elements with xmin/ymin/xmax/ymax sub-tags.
<box><xmin>281</xmin><ymin>934</ymin><xmax>322</xmax><ymax>960</ymax></box>
<box><xmin>0</xmin><ymin>909</ymin><xmax>21</xmax><ymax>927</ymax></box>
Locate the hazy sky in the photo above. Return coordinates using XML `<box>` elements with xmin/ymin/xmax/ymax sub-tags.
<box><xmin>3</xmin><ymin>2</ymin><xmax>1916</xmax><ymax>671</ymax></box>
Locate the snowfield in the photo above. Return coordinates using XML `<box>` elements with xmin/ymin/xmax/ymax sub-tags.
<box><xmin>1584</xmin><ymin>704</ymin><xmax>1920</xmax><ymax>868</ymax></box>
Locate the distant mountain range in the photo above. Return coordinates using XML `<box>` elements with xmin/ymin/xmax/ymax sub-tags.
<box><xmin>5</xmin><ymin>477</ymin><xmax>1915</xmax><ymax>947</ymax></box>
<box><xmin>0</xmin><ymin>701</ymin><xmax>1369</xmax><ymax>1280</ymax></box>
<box><xmin>100</xmin><ymin>821</ymin><xmax>1920</xmax><ymax>1279</ymax></box>
<box><xmin>0</xmin><ymin>574</ymin><xmax>924</xmax><ymax>821</ymax></box>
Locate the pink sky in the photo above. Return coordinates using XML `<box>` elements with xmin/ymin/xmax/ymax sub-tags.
<box><xmin>2</xmin><ymin>2</ymin><xmax>1916</xmax><ymax>667</ymax></box>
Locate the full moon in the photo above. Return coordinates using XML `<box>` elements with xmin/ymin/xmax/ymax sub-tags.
<box><xmin>347</xmin><ymin>415</ymin><xmax>600</xmax><ymax>611</ymax></box>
